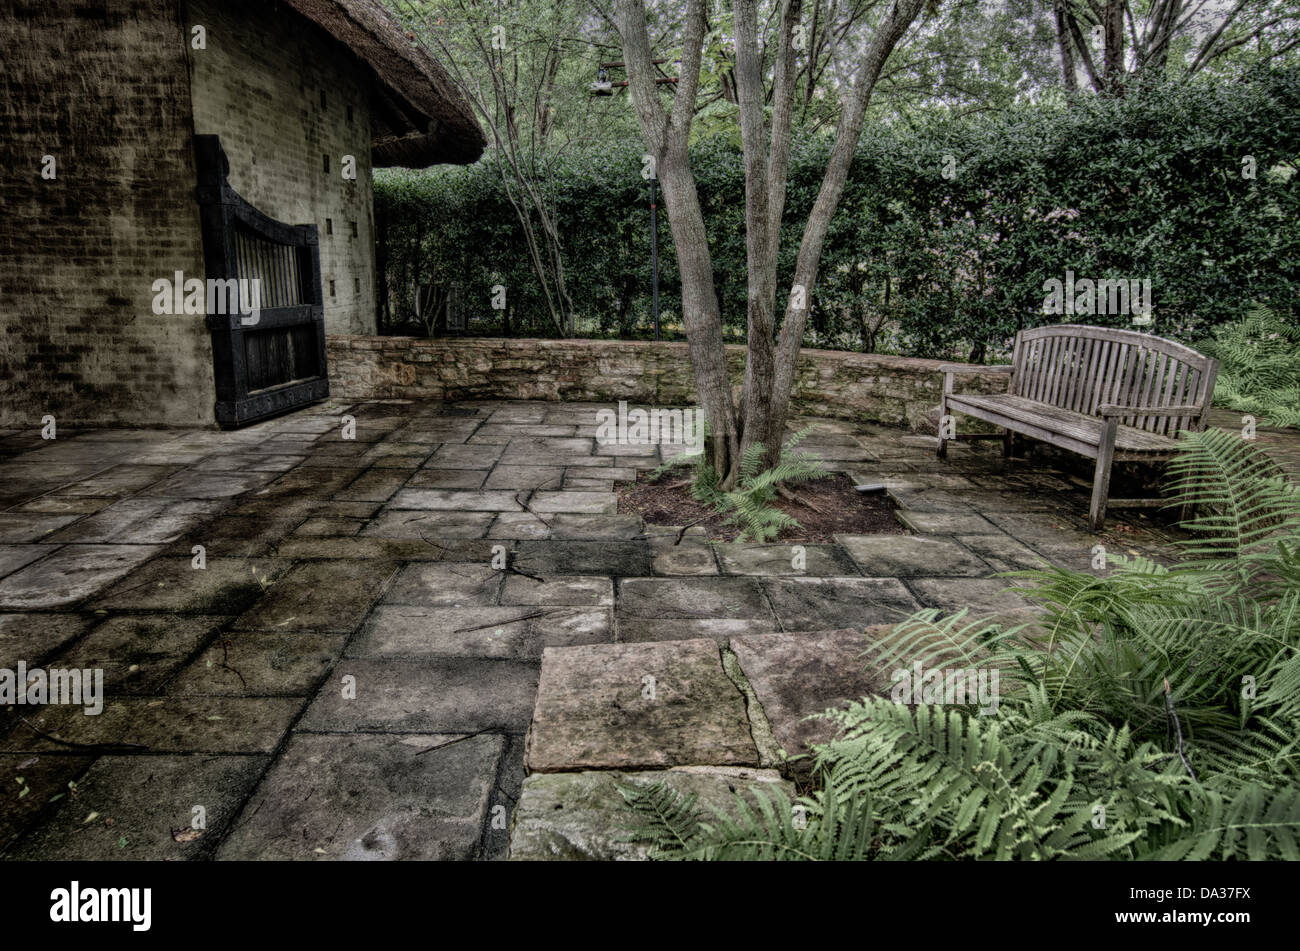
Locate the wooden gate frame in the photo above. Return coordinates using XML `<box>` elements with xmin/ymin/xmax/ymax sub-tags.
<box><xmin>193</xmin><ymin>134</ymin><xmax>329</xmax><ymax>428</ymax></box>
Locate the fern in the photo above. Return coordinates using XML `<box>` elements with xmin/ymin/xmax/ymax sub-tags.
<box><xmin>623</xmin><ymin>432</ymin><xmax>1300</xmax><ymax>860</ymax></box>
<box><xmin>1199</xmin><ymin>302</ymin><xmax>1300</xmax><ymax>430</ymax></box>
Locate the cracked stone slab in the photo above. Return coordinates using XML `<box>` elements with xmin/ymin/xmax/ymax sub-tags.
<box><xmin>835</xmin><ymin>535</ymin><xmax>990</xmax><ymax>577</ymax></box>
<box><xmin>232</xmin><ymin>560</ymin><xmax>399</xmax><ymax>633</ymax></box>
<box><xmin>359</xmin><ymin>510</ymin><xmax>493</xmax><ymax>540</ymax></box>
<box><xmin>763</xmin><ymin>577</ymin><xmax>920</xmax><ymax>629</ymax></box>
<box><xmin>730</xmin><ymin>627</ymin><xmax>894</xmax><ymax>772</ymax></box>
<box><xmin>483</xmin><ymin>466</ymin><xmax>566</xmax><ymax>490</ymax></box>
<box><xmin>350</xmin><ymin>606</ymin><xmax>611</xmax><ymax>659</ymax></box>
<box><xmin>299</xmin><ymin>657</ymin><xmax>538</xmax><ymax>733</ymax></box>
<box><xmin>0</xmin><ymin>544</ymin><xmax>163</xmax><ymax>609</ymax></box>
<box><xmin>715</xmin><ymin>543</ymin><xmax>860</xmax><ymax>576</ymax></box>
<box><xmin>618</xmin><ymin>577</ymin><xmax>771</xmax><ymax>620</ymax></box>
<box><xmin>169</xmin><ymin>631</ymin><xmax>346</xmax><ymax>696</ymax></box>
<box><xmin>508</xmin><ymin>766</ymin><xmax>794</xmax><ymax>860</ymax></box>
<box><xmin>526</xmin><ymin>639</ymin><xmax>759</xmax><ymax>772</ymax></box>
<box><xmin>216</xmin><ymin>732</ymin><xmax>502</xmax><ymax>861</ymax></box>
<box><xmin>6</xmin><ymin>753</ymin><xmax>268</xmax><ymax>861</ymax></box>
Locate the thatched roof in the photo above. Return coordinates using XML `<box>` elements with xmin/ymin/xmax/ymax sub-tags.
<box><xmin>283</xmin><ymin>0</ymin><xmax>485</xmax><ymax>167</ymax></box>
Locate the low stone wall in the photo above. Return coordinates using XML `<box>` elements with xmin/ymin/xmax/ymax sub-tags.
<box><xmin>325</xmin><ymin>336</ymin><xmax>1010</xmax><ymax>431</ymax></box>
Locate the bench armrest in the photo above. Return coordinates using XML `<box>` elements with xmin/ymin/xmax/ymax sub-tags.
<box><xmin>1097</xmin><ymin>403</ymin><xmax>1204</xmax><ymax>418</ymax></box>
<box><xmin>938</xmin><ymin>364</ymin><xmax>1013</xmax><ymax>375</ymax></box>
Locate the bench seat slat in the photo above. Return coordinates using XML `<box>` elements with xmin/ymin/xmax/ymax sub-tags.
<box><xmin>946</xmin><ymin>393</ymin><xmax>1181</xmax><ymax>455</ymax></box>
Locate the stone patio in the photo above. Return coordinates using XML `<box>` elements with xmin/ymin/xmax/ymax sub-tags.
<box><xmin>0</xmin><ymin>398</ymin><xmax>1291</xmax><ymax>860</ymax></box>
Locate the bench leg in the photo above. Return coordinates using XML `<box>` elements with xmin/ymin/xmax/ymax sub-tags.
<box><xmin>937</xmin><ymin>374</ymin><xmax>951</xmax><ymax>460</ymax></box>
<box><xmin>1002</xmin><ymin>428</ymin><xmax>1013</xmax><ymax>458</ymax></box>
<box><xmin>1089</xmin><ymin>419</ymin><xmax>1118</xmax><ymax>531</ymax></box>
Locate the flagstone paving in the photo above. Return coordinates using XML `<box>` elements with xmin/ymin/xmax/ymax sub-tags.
<box><xmin>0</xmin><ymin>398</ymin><xmax>1292</xmax><ymax>861</ymax></box>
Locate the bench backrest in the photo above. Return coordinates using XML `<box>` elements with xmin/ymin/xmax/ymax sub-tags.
<box><xmin>1011</xmin><ymin>325</ymin><xmax>1219</xmax><ymax>437</ymax></box>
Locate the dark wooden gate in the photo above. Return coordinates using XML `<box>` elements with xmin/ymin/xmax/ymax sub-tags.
<box><xmin>194</xmin><ymin>135</ymin><xmax>329</xmax><ymax>428</ymax></box>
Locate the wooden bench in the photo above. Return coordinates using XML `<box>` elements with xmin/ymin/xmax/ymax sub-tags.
<box><xmin>937</xmin><ymin>325</ymin><xmax>1219</xmax><ymax>530</ymax></box>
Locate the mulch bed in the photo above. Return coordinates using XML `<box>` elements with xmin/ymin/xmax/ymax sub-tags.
<box><xmin>618</xmin><ymin>471</ymin><xmax>904</xmax><ymax>543</ymax></box>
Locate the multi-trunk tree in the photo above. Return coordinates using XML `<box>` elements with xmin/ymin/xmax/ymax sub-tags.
<box><xmin>613</xmin><ymin>0</ymin><xmax>928</xmax><ymax>485</ymax></box>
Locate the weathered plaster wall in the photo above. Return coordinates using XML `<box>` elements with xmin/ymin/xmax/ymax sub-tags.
<box><xmin>186</xmin><ymin>0</ymin><xmax>377</xmax><ymax>335</ymax></box>
<box><xmin>326</xmin><ymin>337</ymin><xmax>1012</xmax><ymax>431</ymax></box>
<box><xmin>0</xmin><ymin>0</ymin><xmax>214</xmax><ymax>427</ymax></box>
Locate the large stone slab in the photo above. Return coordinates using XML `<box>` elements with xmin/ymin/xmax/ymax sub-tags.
<box><xmin>527</xmin><ymin>639</ymin><xmax>759</xmax><ymax>772</ymax></box>
<box><xmin>50</xmin><ymin>614</ymin><xmax>230</xmax><ymax>694</ymax></box>
<box><xmin>92</xmin><ymin>557</ymin><xmax>290</xmax><ymax>614</ymax></box>
<box><xmin>2</xmin><ymin>697</ymin><xmax>304</xmax><ymax>754</ymax></box>
<box><xmin>298</xmin><ymin>657</ymin><xmax>539</xmax><ymax>733</ymax></box>
<box><xmin>169</xmin><ymin>631</ymin><xmax>346</xmax><ymax>696</ymax></box>
<box><xmin>512</xmin><ymin>540</ymin><xmax>651</xmax><ymax>578</ymax></box>
<box><xmin>388</xmin><ymin>489</ymin><xmax>524</xmax><ymax>511</ymax></box>
<box><xmin>359</xmin><ymin>510</ymin><xmax>492</xmax><ymax>540</ymax></box>
<box><xmin>617</xmin><ymin>577</ymin><xmax>771</xmax><ymax>620</ymax></box>
<box><xmin>0</xmin><ymin>753</ymin><xmax>94</xmax><ymax>854</ymax></box>
<box><xmin>763</xmin><ymin>576</ymin><xmax>920</xmax><ymax>629</ymax></box>
<box><xmin>730</xmin><ymin>628</ymin><xmax>894</xmax><ymax>769</ymax></box>
<box><xmin>6</xmin><ymin>753</ymin><xmax>268</xmax><ymax>861</ymax></box>
<box><xmin>349</xmin><ymin>606</ymin><xmax>609</xmax><ymax>659</ymax></box>
<box><xmin>231</xmin><ymin>560</ymin><xmax>398</xmax><ymax>633</ymax></box>
<box><xmin>714</xmin><ymin>543</ymin><xmax>859</xmax><ymax>576</ymax></box>
<box><xmin>526</xmin><ymin>491</ymin><xmax>618</xmax><ymax>515</ymax></box>
<box><xmin>500</xmin><ymin>574</ymin><xmax>613</xmax><ymax>607</ymax></box>
<box><xmin>216</xmin><ymin>732</ymin><xmax>502</xmax><ymax>861</ymax></box>
<box><xmin>381</xmin><ymin>563</ymin><xmax>499</xmax><ymax>606</ymax></box>
<box><xmin>905</xmin><ymin>577</ymin><xmax>1039</xmax><ymax>618</ymax></box>
<box><xmin>0</xmin><ymin>545</ymin><xmax>163</xmax><ymax>609</ymax></box>
<box><xmin>508</xmin><ymin>766</ymin><xmax>794</xmax><ymax>860</ymax></box>
<box><xmin>617</xmin><ymin>617</ymin><xmax>777</xmax><ymax>645</ymax></box>
<box><xmin>836</xmin><ymin>534</ymin><xmax>990</xmax><ymax>577</ymax></box>
<box><xmin>0</xmin><ymin>514</ymin><xmax>81</xmax><ymax>543</ymax></box>
<box><xmin>0</xmin><ymin>613</ymin><xmax>96</xmax><ymax>669</ymax></box>
<box><xmin>0</xmin><ymin>545</ymin><xmax>53</xmax><ymax>580</ymax></box>
<box><xmin>44</xmin><ymin>498</ymin><xmax>224</xmax><ymax>544</ymax></box>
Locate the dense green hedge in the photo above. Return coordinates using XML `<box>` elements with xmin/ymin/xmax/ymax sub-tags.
<box><xmin>375</xmin><ymin>69</ymin><xmax>1299</xmax><ymax>360</ymax></box>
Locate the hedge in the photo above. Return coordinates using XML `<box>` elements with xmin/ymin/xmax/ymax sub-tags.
<box><xmin>375</xmin><ymin>68</ymin><xmax>1300</xmax><ymax>360</ymax></box>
